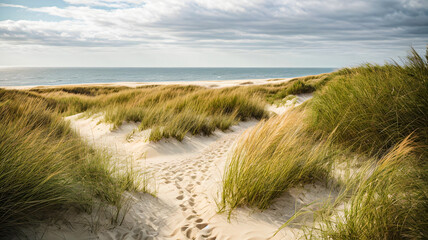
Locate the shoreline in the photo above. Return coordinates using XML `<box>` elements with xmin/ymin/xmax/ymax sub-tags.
<box><xmin>1</xmin><ymin>77</ymin><xmax>292</xmax><ymax>90</ymax></box>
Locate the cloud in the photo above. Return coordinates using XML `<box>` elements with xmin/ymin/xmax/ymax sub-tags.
<box><xmin>0</xmin><ymin>0</ymin><xmax>426</xmax><ymax>52</ymax></box>
<box><xmin>63</xmin><ymin>0</ymin><xmax>142</xmax><ymax>8</ymax></box>
<box><xmin>0</xmin><ymin>3</ymin><xmax>28</xmax><ymax>9</ymax></box>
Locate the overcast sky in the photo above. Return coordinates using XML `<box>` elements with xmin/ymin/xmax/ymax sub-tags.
<box><xmin>0</xmin><ymin>0</ymin><xmax>426</xmax><ymax>67</ymax></box>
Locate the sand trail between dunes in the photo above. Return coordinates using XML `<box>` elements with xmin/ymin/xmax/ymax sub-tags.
<box><xmin>57</xmin><ymin>96</ymin><xmax>335</xmax><ymax>240</ymax></box>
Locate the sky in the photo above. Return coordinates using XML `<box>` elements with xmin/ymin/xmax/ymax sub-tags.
<box><xmin>0</xmin><ymin>0</ymin><xmax>427</xmax><ymax>67</ymax></box>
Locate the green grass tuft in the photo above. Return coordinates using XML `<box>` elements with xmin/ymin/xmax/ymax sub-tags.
<box><xmin>309</xmin><ymin>48</ymin><xmax>428</xmax><ymax>155</ymax></box>
<box><xmin>0</xmin><ymin>90</ymin><xmax>143</xmax><ymax>235</ymax></box>
<box><xmin>221</xmin><ymin>109</ymin><xmax>336</xmax><ymax>213</ymax></box>
<box><xmin>311</xmin><ymin>137</ymin><xmax>428</xmax><ymax>239</ymax></box>
<box><xmin>221</xmin><ymin>47</ymin><xmax>428</xmax><ymax>239</ymax></box>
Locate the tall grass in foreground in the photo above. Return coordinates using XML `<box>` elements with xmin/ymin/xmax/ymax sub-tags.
<box><xmin>309</xmin><ymin>48</ymin><xmax>428</xmax><ymax>155</ymax></box>
<box><xmin>221</xmin><ymin>47</ymin><xmax>427</xmax><ymax>239</ymax></box>
<box><xmin>0</xmin><ymin>90</ymin><xmax>143</xmax><ymax>236</ymax></box>
<box><xmin>221</xmin><ymin>109</ymin><xmax>336</xmax><ymax>212</ymax></box>
<box><xmin>308</xmin><ymin>137</ymin><xmax>428</xmax><ymax>239</ymax></box>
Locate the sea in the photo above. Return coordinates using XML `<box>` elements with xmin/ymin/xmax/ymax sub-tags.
<box><xmin>0</xmin><ymin>67</ymin><xmax>336</xmax><ymax>87</ymax></box>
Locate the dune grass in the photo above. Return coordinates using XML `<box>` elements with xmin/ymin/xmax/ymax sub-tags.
<box><xmin>264</xmin><ymin>80</ymin><xmax>315</xmax><ymax>103</ymax></box>
<box><xmin>0</xmin><ymin>90</ymin><xmax>143</xmax><ymax>236</ymax></box>
<box><xmin>302</xmin><ymin>48</ymin><xmax>428</xmax><ymax>239</ymax></box>
<box><xmin>310</xmin><ymin>137</ymin><xmax>428</xmax><ymax>239</ymax></box>
<box><xmin>309</xmin><ymin>48</ymin><xmax>428</xmax><ymax>155</ymax></box>
<box><xmin>221</xmin><ymin>47</ymin><xmax>428</xmax><ymax>238</ymax></box>
<box><xmin>25</xmin><ymin>74</ymin><xmax>332</xmax><ymax>142</ymax></box>
<box><xmin>49</xmin><ymin>86</ymin><xmax>268</xmax><ymax>141</ymax></box>
<box><xmin>220</xmin><ymin>108</ymin><xmax>337</xmax><ymax>212</ymax></box>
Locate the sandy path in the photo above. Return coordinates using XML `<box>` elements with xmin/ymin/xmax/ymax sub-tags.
<box><xmin>30</xmin><ymin>94</ymin><xmax>336</xmax><ymax>240</ymax></box>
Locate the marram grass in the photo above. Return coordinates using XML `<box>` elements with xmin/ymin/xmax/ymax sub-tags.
<box><xmin>0</xmin><ymin>90</ymin><xmax>144</xmax><ymax>236</ymax></box>
<box><xmin>221</xmin><ymin>47</ymin><xmax>427</xmax><ymax>239</ymax></box>
<box><xmin>309</xmin><ymin>48</ymin><xmax>428</xmax><ymax>155</ymax></box>
<box><xmin>27</xmin><ymin>75</ymin><xmax>331</xmax><ymax>142</ymax></box>
<box><xmin>308</xmin><ymin>137</ymin><xmax>428</xmax><ymax>239</ymax></box>
<box><xmin>220</xmin><ymin>108</ymin><xmax>336</xmax><ymax>213</ymax></box>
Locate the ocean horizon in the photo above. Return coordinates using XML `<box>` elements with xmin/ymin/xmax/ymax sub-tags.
<box><xmin>0</xmin><ymin>67</ymin><xmax>336</xmax><ymax>87</ymax></box>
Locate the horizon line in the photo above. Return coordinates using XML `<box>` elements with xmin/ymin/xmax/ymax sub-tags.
<box><xmin>0</xmin><ymin>66</ymin><xmax>339</xmax><ymax>69</ymax></box>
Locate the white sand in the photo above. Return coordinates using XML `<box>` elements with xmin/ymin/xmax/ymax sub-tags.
<box><xmin>53</xmin><ymin>112</ymin><xmax>332</xmax><ymax>240</ymax></box>
<box><xmin>2</xmin><ymin>77</ymin><xmax>291</xmax><ymax>90</ymax></box>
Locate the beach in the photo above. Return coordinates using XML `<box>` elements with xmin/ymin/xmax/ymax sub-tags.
<box><xmin>2</xmin><ymin>1</ymin><xmax>426</xmax><ymax>238</ymax></box>
<box><xmin>2</xmin><ymin>77</ymin><xmax>291</xmax><ymax>90</ymax></box>
<box><xmin>3</xmin><ymin>58</ymin><xmax>426</xmax><ymax>240</ymax></box>
<box><xmin>3</xmin><ymin>76</ymin><xmax>328</xmax><ymax>239</ymax></box>
<box><xmin>21</xmin><ymin>79</ymin><xmax>320</xmax><ymax>240</ymax></box>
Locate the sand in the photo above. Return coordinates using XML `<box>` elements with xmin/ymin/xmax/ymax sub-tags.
<box><xmin>2</xmin><ymin>77</ymin><xmax>291</xmax><ymax>90</ymax></box>
<box><xmin>267</xmin><ymin>93</ymin><xmax>313</xmax><ymax>115</ymax></box>
<box><xmin>19</xmin><ymin>80</ymin><xmax>334</xmax><ymax>239</ymax></box>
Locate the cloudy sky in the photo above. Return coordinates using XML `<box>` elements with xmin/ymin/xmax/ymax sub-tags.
<box><xmin>0</xmin><ymin>0</ymin><xmax>427</xmax><ymax>67</ymax></box>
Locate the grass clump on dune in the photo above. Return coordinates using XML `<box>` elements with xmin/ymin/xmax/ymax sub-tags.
<box><xmin>304</xmin><ymin>48</ymin><xmax>428</xmax><ymax>239</ymax></box>
<box><xmin>35</xmin><ymin>85</ymin><xmax>268</xmax><ymax>141</ymax></box>
<box><xmin>221</xmin><ymin>47</ymin><xmax>428</xmax><ymax>239</ymax></box>
<box><xmin>30</xmin><ymin>85</ymin><xmax>279</xmax><ymax>141</ymax></box>
<box><xmin>104</xmin><ymin>88</ymin><xmax>268</xmax><ymax>141</ymax></box>
<box><xmin>0</xmin><ymin>90</ymin><xmax>142</xmax><ymax>236</ymax></box>
<box><xmin>309</xmin><ymin>48</ymin><xmax>428</xmax><ymax>155</ymax></box>
<box><xmin>221</xmin><ymin>109</ymin><xmax>336</xmax><ymax>212</ymax></box>
<box><xmin>266</xmin><ymin>80</ymin><xmax>315</xmax><ymax>102</ymax></box>
<box><xmin>312</xmin><ymin>137</ymin><xmax>428</xmax><ymax>239</ymax></box>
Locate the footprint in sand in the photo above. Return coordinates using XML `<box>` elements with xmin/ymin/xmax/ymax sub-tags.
<box><xmin>196</xmin><ymin>223</ymin><xmax>208</xmax><ymax>230</ymax></box>
<box><xmin>185</xmin><ymin>228</ymin><xmax>193</xmax><ymax>238</ymax></box>
<box><xmin>188</xmin><ymin>198</ymin><xmax>195</xmax><ymax>207</ymax></box>
<box><xmin>181</xmin><ymin>225</ymin><xmax>189</xmax><ymax>232</ymax></box>
<box><xmin>186</xmin><ymin>215</ymin><xmax>197</xmax><ymax>220</ymax></box>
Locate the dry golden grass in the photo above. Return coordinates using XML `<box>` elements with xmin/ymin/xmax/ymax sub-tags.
<box><xmin>222</xmin><ymin>48</ymin><xmax>428</xmax><ymax>239</ymax></box>
<box><xmin>0</xmin><ymin>90</ymin><xmax>144</xmax><ymax>236</ymax></box>
<box><xmin>25</xmin><ymin>74</ymin><xmax>332</xmax><ymax>141</ymax></box>
<box><xmin>221</xmin><ymin>108</ymin><xmax>336</xmax><ymax>212</ymax></box>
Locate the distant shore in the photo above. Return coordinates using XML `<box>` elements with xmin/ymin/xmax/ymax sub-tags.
<box><xmin>0</xmin><ymin>67</ymin><xmax>336</xmax><ymax>88</ymax></box>
<box><xmin>2</xmin><ymin>77</ymin><xmax>294</xmax><ymax>90</ymax></box>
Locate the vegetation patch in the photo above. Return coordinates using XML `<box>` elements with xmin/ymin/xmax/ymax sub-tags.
<box><xmin>309</xmin><ymin>48</ymin><xmax>428</xmax><ymax>155</ymax></box>
<box><xmin>0</xmin><ymin>90</ymin><xmax>143</xmax><ymax>236</ymax></box>
<box><xmin>221</xmin><ymin>48</ymin><xmax>428</xmax><ymax>239</ymax></box>
<box><xmin>26</xmin><ymin>75</ymin><xmax>333</xmax><ymax>141</ymax></box>
<box><xmin>312</xmin><ymin>137</ymin><xmax>428</xmax><ymax>239</ymax></box>
<box><xmin>221</xmin><ymin>108</ymin><xmax>336</xmax><ymax>212</ymax></box>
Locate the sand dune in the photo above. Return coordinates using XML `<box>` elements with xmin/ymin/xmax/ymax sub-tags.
<box><xmin>25</xmin><ymin>93</ymin><xmax>332</xmax><ymax>240</ymax></box>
